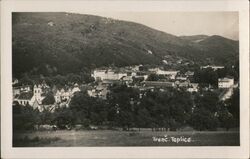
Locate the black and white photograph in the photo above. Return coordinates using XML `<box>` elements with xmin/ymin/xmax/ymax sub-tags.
<box><xmin>1</xmin><ymin>0</ymin><xmax>249</xmax><ymax>158</ymax></box>
<box><xmin>12</xmin><ymin>11</ymin><xmax>240</xmax><ymax>147</ymax></box>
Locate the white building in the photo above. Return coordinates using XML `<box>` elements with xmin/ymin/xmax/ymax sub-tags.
<box><xmin>176</xmin><ymin>76</ymin><xmax>187</xmax><ymax>81</ymax></box>
<box><xmin>201</xmin><ymin>65</ymin><xmax>224</xmax><ymax>70</ymax></box>
<box><xmin>149</xmin><ymin>68</ymin><xmax>178</xmax><ymax>79</ymax></box>
<box><xmin>218</xmin><ymin>77</ymin><xmax>234</xmax><ymax>88</ymax></box>
<box><xmin>92</xmin><ymin>69</ymin><xmax>127</xmax><ymax>81</ymax></box>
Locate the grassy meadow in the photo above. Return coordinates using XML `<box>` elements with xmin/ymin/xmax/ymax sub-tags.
<box><xmin>13</xmin><ymin>130</ymin><xmax>239</xmax><ymax>147</ymax></box>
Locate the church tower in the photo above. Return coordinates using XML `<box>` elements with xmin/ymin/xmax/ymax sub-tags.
<box><xmin>33</xmin><ymin>84</ymin><xmax>42</xmax><ymax>103</ymax></box>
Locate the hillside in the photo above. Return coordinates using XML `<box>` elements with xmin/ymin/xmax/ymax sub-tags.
<box><xmin>12</xmin><ymin>12</ymin><xmax>239</xmax><ymax>78</ymax></box>
<box><xmin>179</xmin><ymin>35</ymin><xmax>209</xmax><ymax>43</ymax></box>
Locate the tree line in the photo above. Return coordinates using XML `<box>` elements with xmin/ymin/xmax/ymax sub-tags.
<box><xmin>13</xmin><ymin>84</ymin><xmax>239</xmax><ymax>132</ymax></box>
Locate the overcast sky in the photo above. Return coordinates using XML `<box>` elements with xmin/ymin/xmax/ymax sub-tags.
<box><xmin>75</xmin><ymin>11</ymin><xmax>238</xmax><ymax>40</ymax></box>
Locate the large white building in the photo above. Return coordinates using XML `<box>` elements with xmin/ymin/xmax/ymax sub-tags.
<box><xmin>92</xmin><ymin>69</ymin><xmax>127</xmax><ymax>81</ymax></box>
<box><xmin>218</xmin><ymin>77</ymin><xmax>234</xmax><ymax>88</ymax></box>
<box><xmin>149</xmin><ymin>68</ymin><xmax>178</xmax><ymax>79</ymax></box>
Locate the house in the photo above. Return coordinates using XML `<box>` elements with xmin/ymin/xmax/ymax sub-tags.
<box><xmin>175</xmin><ymin>80</ymin><xmax>190</xmax><ymax>88</ymax></box>
<box><xmin>13</xmin><ymin>85</ymin><xmax>31</xmax><ymax>95</ymax></box>
<box><xmin>185</xmin><ymin>71</ymin><xmax>194</xmax><ymax>77</ymax></box>
<box><xmin>218</xmin><ymin>77</ymin><xmax>234</xmax><ymax>88</ymax></box>
<box><xmin>54</xmin><ymin>83</ymin><xmax>80</xmax><ymax>103</ymax></box>
<box><xmin>187</xmin><ymin>83</ymin><xmax>199</xmax><ymax>92</ymax></box>
<box><xmin>15</xmin><ymin>91</ymin><xmax>34</xmax><ymax>106</ymax></box>
<box><xmin>201</xmin><ymin>65</ymin><xmax>224</xmax><ymax>70</ymax></box>
<box><xmin>12</xmin><ymin>78</ymin><xmax>19</xmax><ymax>85</ymax></box>
<box><xmin>121</xmin><ymin>76</ymin><xmax>133</xmax><ymax>84</ymax></box>
<box><xmin>87</xmin><ymin>83</ymin><xmax>110</xmax><ymax>100</ymax></box>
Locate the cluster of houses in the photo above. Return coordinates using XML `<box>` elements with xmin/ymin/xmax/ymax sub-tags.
<box><xmin>90</xmin><ymin>66</ymin><xmax>198</xmax><ymax>97</ymax></box>
<box><xmin>90</xmin><ymin>65</ymin><xmax>236</xmax><ymax>100</ymax></box>
<box><xmin>12</xmin><ymin>65</ymin><xmax>236</xmax><ymax>111</ymax></box>
<box><xmin>13</xmin><ymin>81</ymin><xmax>81</xmax><ymax>111</ymax></box>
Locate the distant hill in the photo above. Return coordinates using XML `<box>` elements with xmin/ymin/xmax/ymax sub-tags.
<box><xmin>12</xmin><ymin>12</ymin><xmax>239</xmax><ymax>78</ymax></box>
<box><xmin>179</xmin><ymin>35</ymin><xmax>209</xmax><ymax>43</ymax></box>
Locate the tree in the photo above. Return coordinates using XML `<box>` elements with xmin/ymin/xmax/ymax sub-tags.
<box><xmin>69</xmin><ymin>91</ymin><xmax>108</xmax><ymax>126</ymax></box>
<box><xmin>147</xmin><ymin>73</ymin><xmax>159</xmax><ymax>81</ymax></box>
<box><xmin>194</xmin><ymin>91</ymin><xmax>219</xmax><ymax>113</ymax></box>
<box><xmin>135</xmin><ymin>108</ymin><xmax>152</xmax><ymax>131</ymax></box>
<box><xmin>53</xmin><ymin>107</ymin><xmax>75</xmax><ymax>129</ymax></box>
<box><xmin>13</xmin><ymin>104</ymin><xmax>40</xmax><ymax>131</ymax></box>
<box><xmin>193</xmin><ymin>68</ymin><xmax>218</xmax><ymax>86</ymax></box>
<box><xmin>108</xmin><ymin>84</ymin><xmax>140</xmax><ymax>130</ymax></box>
<box><xmin>217</xmin><ymin>107</ymin><xmax>234</xmax><ymax>130</ymax></box>
<box><xmin>226</xmin><ymin>88</ymin><xmax>239</xmax><ymax>127</ymax></box>
<box><xmin>42</xmin><ymin>92</ymin><xmax>55</xmax><ymax>105</ymax></box>
<box><xmin>189</xmin><ymin>107</ymin><xmax>218</xmax><ymax>131</ymax></box>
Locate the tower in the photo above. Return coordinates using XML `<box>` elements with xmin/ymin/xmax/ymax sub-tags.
<box><xmin>33</xmin><ymin>84</ymin><xmax>42</xmax><ymax>103</ymax></box>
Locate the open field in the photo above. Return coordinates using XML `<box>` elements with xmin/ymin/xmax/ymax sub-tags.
<box><xmin>13</xmin><ymin>130</ymin><xmax>239</xmax><ymax>147</ymax></box>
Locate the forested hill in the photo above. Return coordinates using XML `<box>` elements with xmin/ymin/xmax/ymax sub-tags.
<box><xmin>12</xmin><ymin>12</ymin><xmax>239</xmax><ymax>78</ymax></box>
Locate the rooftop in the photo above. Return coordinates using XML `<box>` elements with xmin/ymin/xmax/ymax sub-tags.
<box><xmin>17</xmin><ymin>92</ymin><xmax>33</xmax><ymax>100</ymax></box>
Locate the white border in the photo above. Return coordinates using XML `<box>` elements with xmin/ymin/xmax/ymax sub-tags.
<box><xmin>1</xmin><ymin>0</ymin><xmax>249</xmax><ymax>158</ymax></box>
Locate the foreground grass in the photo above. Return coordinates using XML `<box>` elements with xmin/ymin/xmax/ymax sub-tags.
<box><xmin>13</xmin><ymin>130</ymin><xmax>239</xmax><ymax>147</ymax></box>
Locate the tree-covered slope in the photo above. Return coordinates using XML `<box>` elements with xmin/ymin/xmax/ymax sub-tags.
<box><xmin>12</xmin><ymin>12</ymin><xmax>239</xmax><ymax>78</ymax></box>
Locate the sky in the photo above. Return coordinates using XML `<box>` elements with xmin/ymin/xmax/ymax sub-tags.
<box><xmin>75</xmin><ymin>11</ymin><xmax>238</xmax><ymax>40</ymax></box>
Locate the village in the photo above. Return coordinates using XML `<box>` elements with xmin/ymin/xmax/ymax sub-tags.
<box><xmin>12</xmin><ymin>64</ymin><xmax>237</xmax><ymax>112</ymax></box>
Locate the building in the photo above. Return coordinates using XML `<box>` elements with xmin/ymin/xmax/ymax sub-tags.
<box><xmin>149</xmin><ymin>68</ymin><xmax>178</xmax><ymax>79</ymax></box>
<box><xmin>175</xmin><ymin>81</ymin><xmax>190</xmax><ymax>88</ymax></box>
<box><xmin>185</xmin><ymin>71</ymin><xmax>194</xmax><ymax>77</ymax></box>
<box><xmin>13</xmin><ymin>85</ymin><xmax>31</xmax><ymax>96</ymax></box>
<box><xmin>176</xmin><ymin>76</ymin><xmax>188</xmax><ymax>81</ymax></box>
<box><xmin>131</xmin><ymin>65</ymin><xmax>142</xmax><ymax>71</ymax></box>
<box><xmin>12</xmin><ymin>78</ymin><xmax>19</xmax><ymax>85</ymax></box>
<box><xmin>143</xmin><ymin>81</ymin><xmax>175</xmax><ymax>88</ymax></box>
<box><xmin>201</xmin><ymin>65</ymin><xmax>224</xmax><ymax>70</ymax></box>
<box><xmin>92</xmin><ymin>69</ymin><xmax>127</xmax><ymax>81</ymax></box>
<box><xmin>54</xmin><ymin>84</ymin><xmax>80</xmax><ymax>104</ymax></box>
<box><xmin>120</xmin><ymin>76</ymin><xmax>133</xmax><ymax>85</ymax></box>
<box><xmin>187</xmin><ymin>83</ymin><xmax>199</xmax><ymax>92</ymax></box>
<box><xmin>218</xmin><ymin>77</ymin><xmax>234</xmax><ymax>88</ymax></box>
<box><xmin>14</xmin><ymin>84</ymin><xmax>46</xmax><ymax>106</ymax></box>
<box><xmin>71</xmin><ymin>83</ymin><xmax>81</xmax><ymax>95</ymax></box>
<box><xmin>33</xmin><ymin>84</ymin><xmax>45</xmax><ymax>104</ymax></box>
<box><xmin>87</xmin><ymin>83</ymin><xmax>110</xmax><ymax>100</ymax></box>
<box><xmin>15</xmin><ymin>92</ymin><xmax>34</xmax><ymax>106</ymax></box>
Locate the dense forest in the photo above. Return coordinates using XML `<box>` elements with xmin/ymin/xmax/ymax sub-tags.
<box><xmin>13</xmin><ymin>13</ymin><xmax>239</xmax><ymax>78</ymax></box>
